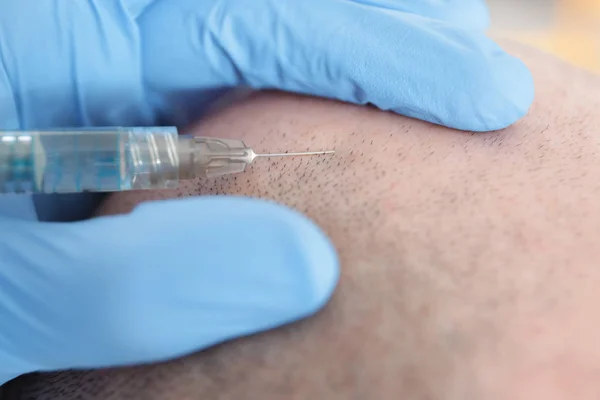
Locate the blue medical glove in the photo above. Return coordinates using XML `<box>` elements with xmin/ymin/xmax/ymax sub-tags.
<box><xmin>0</xmin><ymin>0</ymin><xmax>534</xmax><ymax>384</ymax></box>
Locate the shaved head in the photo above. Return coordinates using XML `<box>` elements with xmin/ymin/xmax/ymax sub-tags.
<box><xmin>8</xmin><ymin>41</ymin><xmax>600</xmax><ymax>400</ymax></box>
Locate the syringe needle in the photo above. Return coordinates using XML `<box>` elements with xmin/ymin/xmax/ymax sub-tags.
<box><xmin>255</xmin><ymin>150</ymin><xmax>335</xmax><ymax>158</ymax></box>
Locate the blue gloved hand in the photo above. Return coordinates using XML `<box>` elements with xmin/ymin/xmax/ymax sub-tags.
<box><xmin>0</xmin><ymin>0</ymin><xmax>534</xmax><ymax>384</ymax></box>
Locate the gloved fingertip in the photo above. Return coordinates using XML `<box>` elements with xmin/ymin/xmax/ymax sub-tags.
<box><xmin>282</xmin><ymin>204</ymin><xmax>340</xmax><ymax>316</ymax></box>
<box><xmin>466</xmin><ymin>49</ymin><xmax>535</xmax><ymax>132</ymax></box>
<box><xmin>186</xmin><ymin>197</ymin><xmax>340</xmax><ymax>320</ymax></box>
<box><xmin>487</xmin><ymin>53</ymin><xmax>535</xmax><ymax>131</ymax></box>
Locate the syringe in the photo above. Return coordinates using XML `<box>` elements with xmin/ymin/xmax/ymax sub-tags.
<box><xmin>0</xmin><ymin>127</ymin><xmax>334</xmax><ymax>194</ymax></box>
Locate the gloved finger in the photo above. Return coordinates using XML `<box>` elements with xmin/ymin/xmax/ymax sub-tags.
<box><xmin>138</xmin><ymin>0</ymin><xmax>534</xmax><ymax>132</ymax></box>
<box><xmin>0</xmin><ymin>197</ymin><xmax>338</xmax><ymax>378</ymax></box>
<box><xmin>346</xmin><ymin>0</ymin><xmax>490</xmax><ymax>30</ymax></box>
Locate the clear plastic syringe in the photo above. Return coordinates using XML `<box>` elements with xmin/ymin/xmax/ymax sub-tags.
<box><xmin>0</xmin><ymin>127</ymin><xmax>334</xmax><ymax>194</ymax></box>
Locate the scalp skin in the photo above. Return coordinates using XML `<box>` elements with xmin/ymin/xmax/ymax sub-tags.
<box><xmin>9</xmin><ymin>41</ymin><xmax>600</xmax><ymax>400</ymax></box>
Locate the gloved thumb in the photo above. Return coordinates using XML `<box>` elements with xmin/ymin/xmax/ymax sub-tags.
<box><xmin>0</xmin><ymin>197</ymin><xmax>339</xmax><ymax>382</ymax></box>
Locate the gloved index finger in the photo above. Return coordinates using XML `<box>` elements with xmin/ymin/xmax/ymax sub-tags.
<box><xmin>137</xmin><ymin>0</ymin><xmax>534</xmax><ymax>132</ymax></box>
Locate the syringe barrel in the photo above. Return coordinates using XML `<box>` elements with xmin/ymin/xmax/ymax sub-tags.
<box><xmin>0</xmin><ymin>127</ymin><xmax>181</xmax><ymax>194</ymax></box>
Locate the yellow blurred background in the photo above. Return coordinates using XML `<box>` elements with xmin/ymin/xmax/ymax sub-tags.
<box><xmin>488</xmin><ymin>0</ymin><xmax>600</xmax><ymax>72</ymax></box>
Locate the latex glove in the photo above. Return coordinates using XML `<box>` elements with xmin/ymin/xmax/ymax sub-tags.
<box><xmin>0</xmin><ymin>0</ymin><xmax>534</xmax><ymax>384</ymax></box>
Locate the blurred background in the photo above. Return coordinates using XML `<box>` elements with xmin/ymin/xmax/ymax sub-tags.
<box><xmin>487</xmin><ymin>0</ymin><xmax>600</xmax><ymax>72</ymax></box>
